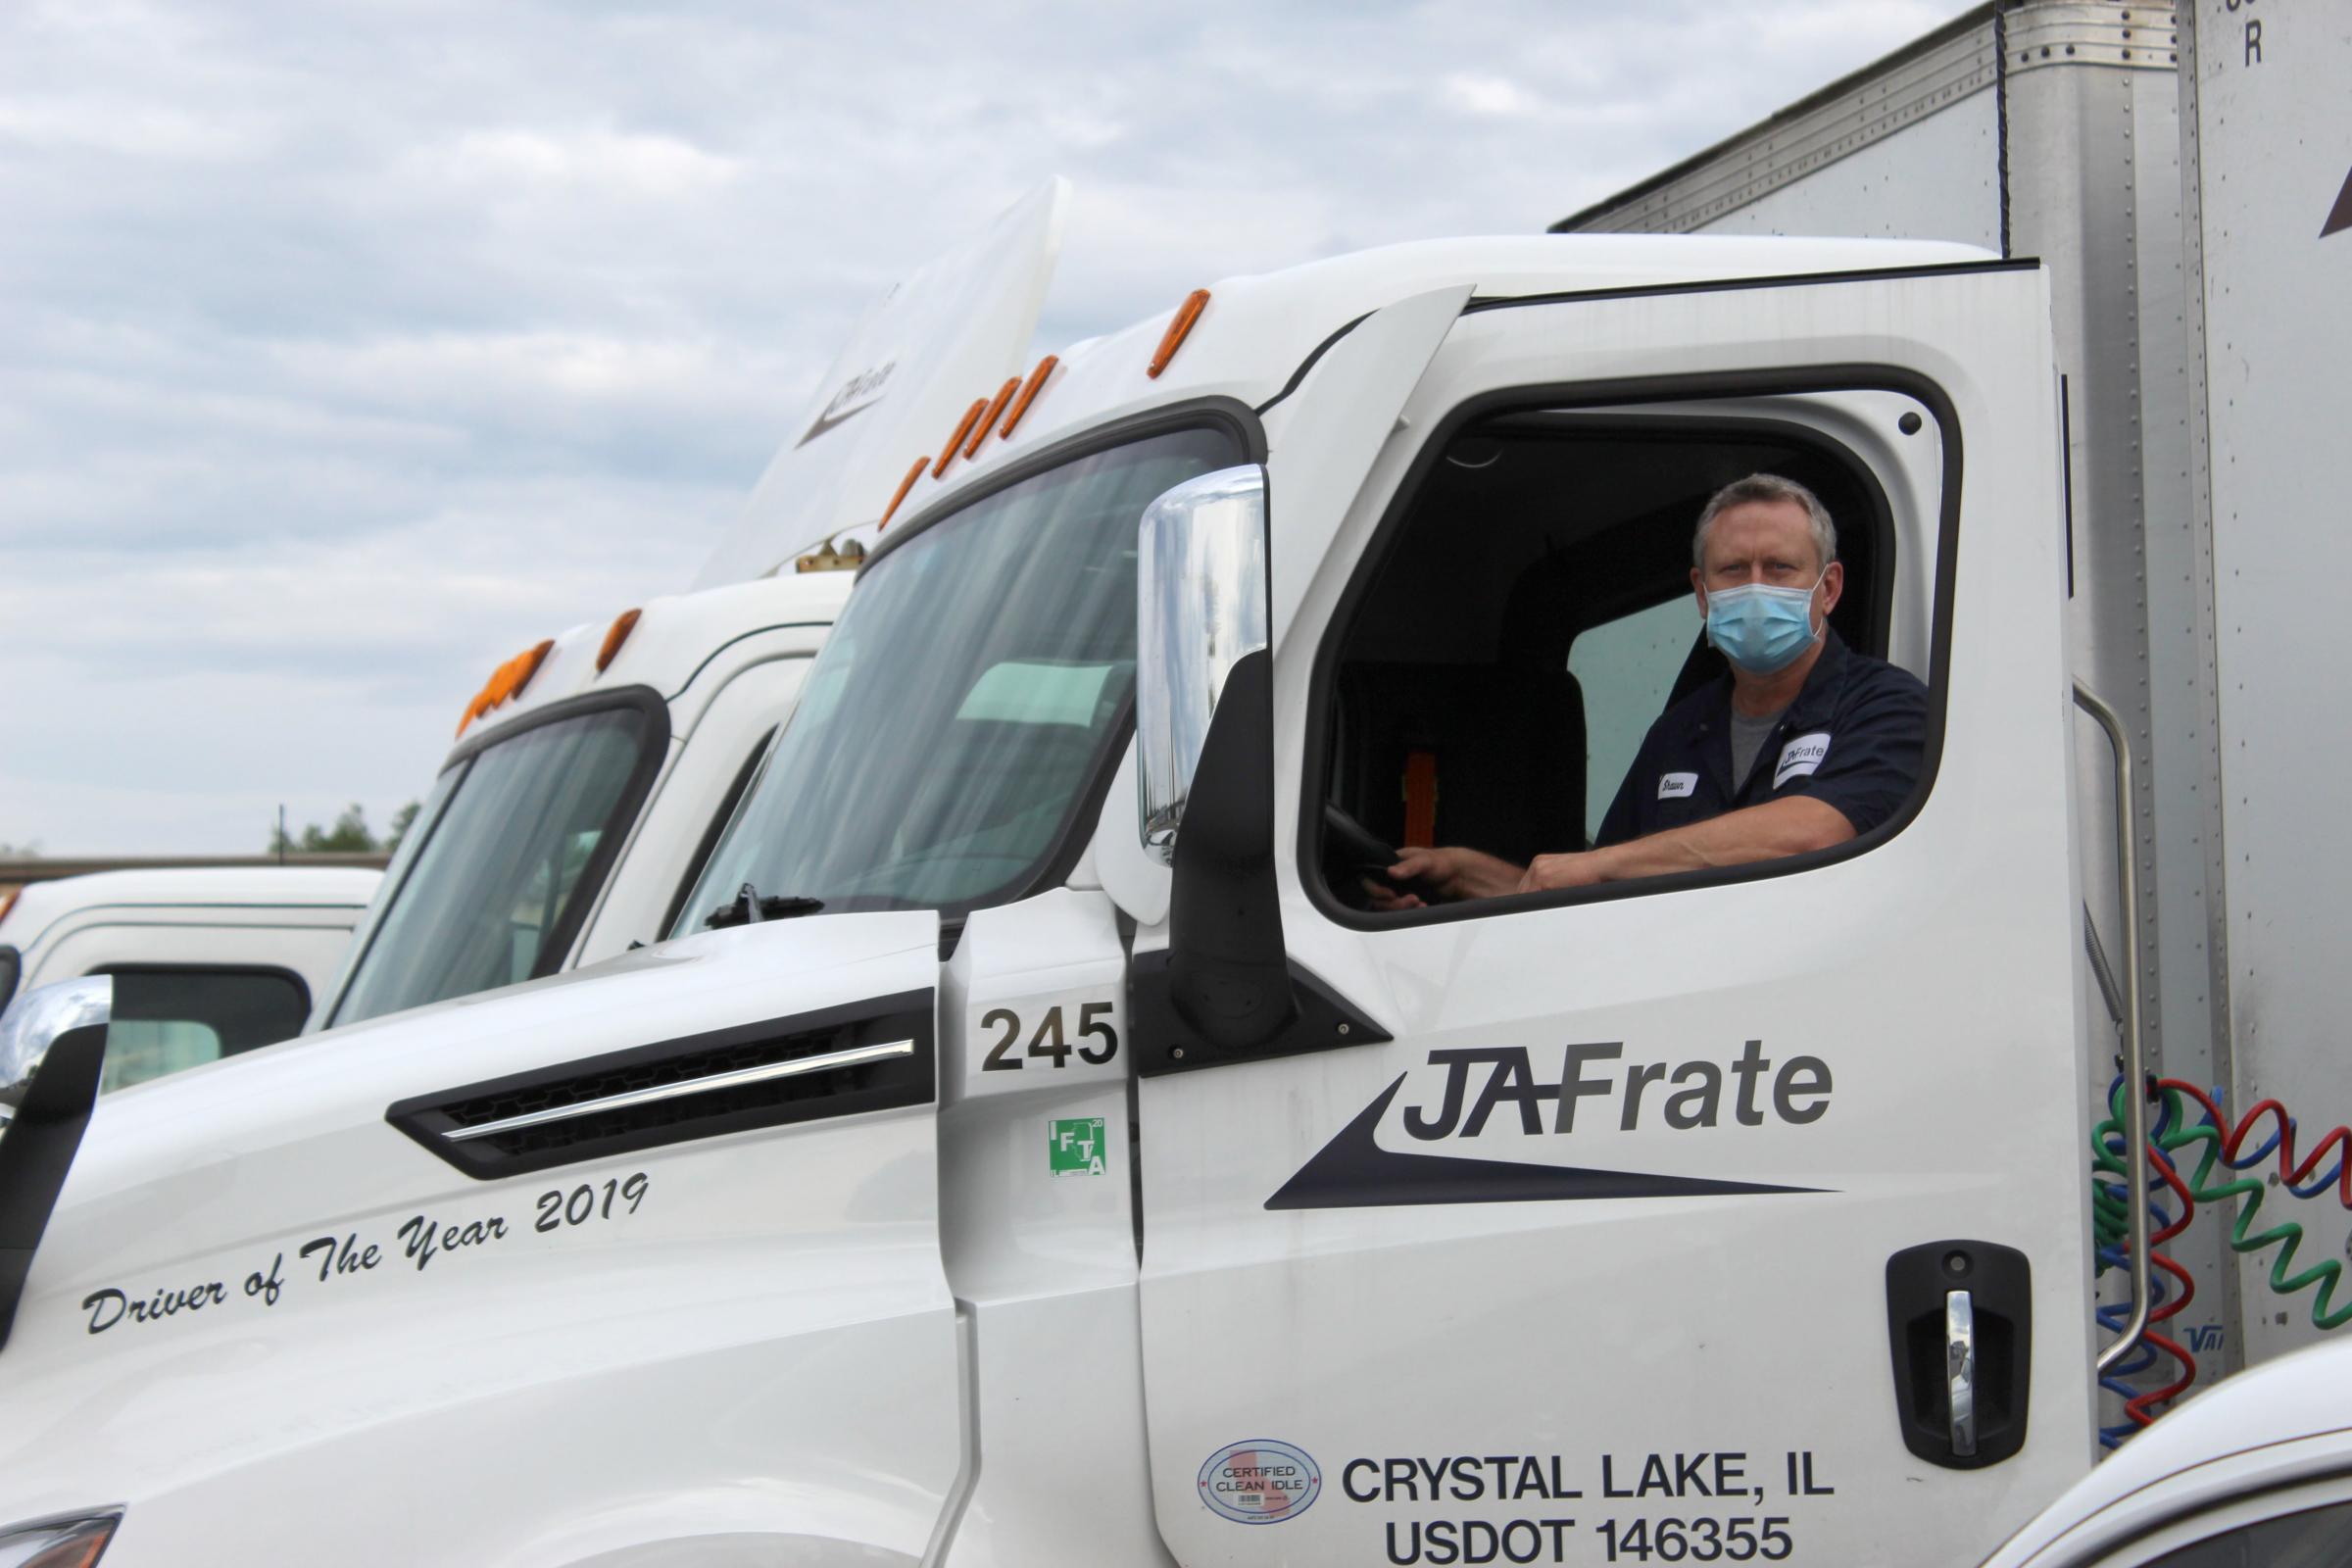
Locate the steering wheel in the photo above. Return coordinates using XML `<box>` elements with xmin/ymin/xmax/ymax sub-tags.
<box><xmin>1322</xmin><ymin>802</ymin><xmax>1424</xmax><ymax>910</ymax></box>
<box><xmin>1322</xmin><ymin>801</ymin><xmax>1399</xmax><ymax>871</ymax></box>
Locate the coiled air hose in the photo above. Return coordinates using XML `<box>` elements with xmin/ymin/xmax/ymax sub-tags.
<box><xmin>2090</xmin><ymin>1076</ymin><xmax>2352</xmax><ymax>1446</ymax></box>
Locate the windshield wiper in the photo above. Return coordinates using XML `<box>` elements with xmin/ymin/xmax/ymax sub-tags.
<box><xmin>704</xmin><ymin>882</ymin><xmax>825</xmax><ymax>929</ymax></box>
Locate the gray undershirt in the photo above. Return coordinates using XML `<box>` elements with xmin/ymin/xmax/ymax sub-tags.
<box><xmin>1729</xmin><ymin>705</ymin><xmax>1788</xmax><ymax>791</ymax></box>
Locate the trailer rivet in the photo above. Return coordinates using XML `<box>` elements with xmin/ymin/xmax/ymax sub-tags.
<box><xmin>1172</xmin><ymin>1047</ymin><xmax>1186</xmax><ymax>1059</ymax></box>
<box><xmin>1337</xmin><ymin>1023</ymin><xmax>1350</xmax><ymax>1036</ymax></box>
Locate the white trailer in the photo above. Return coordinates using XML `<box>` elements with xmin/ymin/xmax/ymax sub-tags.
<box><xmin>0</xmin><ymin>868</ymin><xmax>378</xmax><ymax>1090</ymax></box>
<box><xmin>0</xmin><ymin>10</ymin><xmax>2347</xmax><ymax>1565</ymax></box>
<box><xmin>2173</xmin><ymin>0</ymin><xmax>2352</xmax><ymax>1381</ymax></box>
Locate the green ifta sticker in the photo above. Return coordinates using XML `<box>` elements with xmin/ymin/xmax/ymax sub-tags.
<box><xmin>1049</xmin><ymin>1116</ymin><xmax>1107</xmax><ymax>1177</ymax></box>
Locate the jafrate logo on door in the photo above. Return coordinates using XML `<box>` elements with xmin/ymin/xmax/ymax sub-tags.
<box><xmin>1200</xmin><ymin>1440</ymin><xmax>1323</xmax><ymax>1524</ymax></box>
<box><xmin>1267</xmin><ymin>1040</ymin><xmax>1838</xmax><ymax>1209</ymax></box>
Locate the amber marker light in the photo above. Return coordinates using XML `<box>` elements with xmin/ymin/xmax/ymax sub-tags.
<box><xmin>483</xmin><ymin>654</ymin><xmax>523</xmax><ymax>709</ymax></box>
<box><xmin>596</xmin><ymin>610</ymin><xmax>642</xmax><ymax>673</ymax></box>
<box><xmin>963</xmin><ymin>376</ymin><xmax>1021</xmax><ymax>459</ymax></box>
<box><xmin>998</xmin><ymin>355</ymin><xmax>1058</xmax><ymax>439</ymax></box>
<box><xmin>931</xmin><ymin>399</ymin><xmax>988</xmax><ymax>479</ymax></box>
<box><xmin>1148</xmin><ymin>289</ymin><xmax>1210</xmax><ymax>378</ymax></box>
<box><xmin>511</xmin><ymin>638</ymin><xmax>556</xmax><ymax>699</ymax></box>
<box><xmin>879</xmin><ymin>456</ymin><xmax>931</xmax><ymax>530</ymax></box>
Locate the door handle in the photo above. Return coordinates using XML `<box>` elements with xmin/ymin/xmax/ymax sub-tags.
<box><xmin>1946</xmin><ymin>1290</ymin><xmax>1977</xmax><ymax>1459</ymax></box>
<box><xmin>1886</xmin><ymin>1241</ymin><xmax>2028</xmax><ymax>1469</ymax></box>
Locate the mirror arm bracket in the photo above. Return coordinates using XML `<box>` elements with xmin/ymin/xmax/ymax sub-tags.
<box><xmin>1132</xmin><ymin>649</ymin><xmax>1388</xmax><ymax>1077</ymax></box>
<box><xmin>0</xmin><ymin>1017</ymin><xmax>108</xmax><ymax>1353</ymax></box>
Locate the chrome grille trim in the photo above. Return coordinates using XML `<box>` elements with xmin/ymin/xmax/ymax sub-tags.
<box><xmin>443</xmin><ymin>1038</ymin><xmax>917</xmax><ymax>1143</ymax></box>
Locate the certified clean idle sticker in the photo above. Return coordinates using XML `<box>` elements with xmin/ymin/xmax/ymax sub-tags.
<box><xmin>1048</xmin><ymin>1116</ymin><xmax>1106</xmax><ymax>1177</ymax></box>
<box><xmin>1200</xmin><ymin>1439</ymin><xmax>1322</xmax><ymax>1524</ymax></box>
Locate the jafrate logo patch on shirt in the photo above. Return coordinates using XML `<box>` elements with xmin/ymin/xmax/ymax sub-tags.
<box><xmin>1774</xmin><ymin>732</ymin><xmax>1832</xmax><ymax>789</ymax></box>
<box><xmin>1656</xmin><ymin>771</ymin><xmax>1698</xmax><ymax>800</ymax></box>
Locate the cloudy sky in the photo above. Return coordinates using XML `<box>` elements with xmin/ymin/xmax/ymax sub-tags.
<box><xmin>1</xmin><ymin>0</ymin><xmax>1978</xmax><ymax>856</ymax></box>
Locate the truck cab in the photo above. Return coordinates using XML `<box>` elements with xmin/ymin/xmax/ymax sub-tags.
<box><xmin>0</xmin><ymin>867</ymin><xmax>379</xmax><ymax>1091</ymax></box>
<box><xmin>0</xmin><ymin>233</ymin><xmax>2092</xmax><ymax>1566</ymax></box>
<box><xmin>312</xmin><ymin>568</ymin><xmax>852</xmax><ymax>1031</ymax></box>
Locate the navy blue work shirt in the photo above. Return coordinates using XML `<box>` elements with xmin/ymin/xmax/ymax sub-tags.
<box><xmin>1594</xmin><ymin>629</ymin><xmax>1928</xmax><ymax>848</ymax></box>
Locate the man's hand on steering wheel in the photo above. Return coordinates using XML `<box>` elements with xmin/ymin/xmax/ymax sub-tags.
<box><xmin>1371</xmin><ymin>845</ymin><xmax>1526</xmax><ymax>908</ymax></box>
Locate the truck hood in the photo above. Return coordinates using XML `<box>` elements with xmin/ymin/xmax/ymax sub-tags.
<box><xmin>26</xmin><ymin>911</ymin><xmax>940</xmax><ymax>1308</ymax></box>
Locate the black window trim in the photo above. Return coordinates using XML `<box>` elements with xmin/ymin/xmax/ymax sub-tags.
<box><xmin>678</xmin><ymin>397</ymin><xmax>1268</xmax><ymax>940</ymax></box>
<box><xmin>663</xmin><ymin>620</ymin><xmax>835</xmax><ymax>704</ymax></box>
<box><xmin>89</xmin><ymin>960</ymin><xmax>314</xmax><ymax>1056</ymax></box>
<box><xmin>92</xmin><ymin>959</ymin><xmax>310</xmax><ymax>998</ymax></box>
<box><xmin>326</xmin><ymin>685</ymin><xmax>672</xmax><ymax>1028</ymax></box>
<box><xmin>662</xmin><ymin>721</ymin><xmax>778</xmax><ymax>942</ymax></box>
<box><xmin>1298</xmin><ymin>361</ymin><xmax>1963</xmax><ymax>933</ymax></box>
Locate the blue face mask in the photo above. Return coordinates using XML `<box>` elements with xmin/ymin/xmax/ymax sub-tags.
<box><xmin>1705</xmin><ymin>573</ymin><xmax>1825</xmax><ymax>674</ymax></box>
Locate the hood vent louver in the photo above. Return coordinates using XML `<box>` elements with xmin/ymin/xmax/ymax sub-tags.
<box><xmin>386</xmin><ymin>990</ymin><xmax>933</xmax><ymax>1180</ymax></box>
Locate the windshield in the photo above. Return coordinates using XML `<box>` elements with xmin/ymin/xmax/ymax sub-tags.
<box><xmin>675</xmin><ymin>425</ymin><xmax>1241</xmax><ymax>930</ymax></box>
<box><xmin>331</xmin><ymin>703</ymin><xmax>662</xmax><ymax>1026</ymax></box>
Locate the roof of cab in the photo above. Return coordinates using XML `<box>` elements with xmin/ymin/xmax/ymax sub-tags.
<box><xmin>881</xmin><ymin>232</ymin><xmax>1996</xmax><ymax>532</ymax></box>
<box><xmin>454</xmin><ymin>565</ymin><xmax>856</xmax><ymax>750</ymax></box>
<box><xmin>0</xmin><ymin>867</ymin><xmax>384</xmax><ymax>950</ymax></box>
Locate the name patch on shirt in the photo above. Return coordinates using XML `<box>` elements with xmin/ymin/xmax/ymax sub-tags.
<box><xmin>1774</xmin><ymin>732</ymin><xmax>1832</xmax><ymax>789</ymax></box>
<box><xmin>1656</xmin><ymin>771</ymin><xmax>1698</xmax><ymax>800</ymax></box>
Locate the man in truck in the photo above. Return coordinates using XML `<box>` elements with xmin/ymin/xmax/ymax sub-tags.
<box><xmin>1375</xmin><ymin>473</ymin><xmax>1927</xmax><ymax>906</ymax></box>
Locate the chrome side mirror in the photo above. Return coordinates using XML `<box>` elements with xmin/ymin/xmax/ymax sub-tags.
<box><xmin>0</xmin><ymin>976</ymin><xmax>110</xmax><ymax>1147</ymax></box>
<box><xmin>0</xmin><ymin>976</ymin><xmax>111</xmax><ymax>1353</ymax></box>
<box><xmin>1135</xmin><ymin>465</ymin><xmax>1270</xmax><ymax>863</ymax></box>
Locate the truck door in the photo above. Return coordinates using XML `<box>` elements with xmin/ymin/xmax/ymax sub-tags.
<box><xmin>1134</xmin><ymin>262</ymin><xmax>2094</xmax><ymax>1566</ymax></box>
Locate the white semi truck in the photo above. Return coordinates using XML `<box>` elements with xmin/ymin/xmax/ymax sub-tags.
<box><xmin>0</xmin><ymin>867</ymin><xmax>379</xmax><ymax>1091</ymax></box>
<box><xmin>0</xmin><ymin>8</ymin><xmax>2344</xmax><ymax>1568</ymax></box>
<box><xmin>311</xmin><ymin>569</ymin><xmax>852</xmax><ymax>1029</ymax></box>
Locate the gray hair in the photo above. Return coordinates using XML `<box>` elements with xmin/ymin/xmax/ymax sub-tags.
<box><xmin>1691</xmin><ymin>473</ymin><xmax>1837</xmax><ymax>571</ymax></box>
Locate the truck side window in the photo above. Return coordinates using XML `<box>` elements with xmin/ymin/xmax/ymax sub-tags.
<box><xmin>94</xmin><ymin>964</ymin><xmax>311</xmax><ymax>1092</ymax></box>
<box><xmin>1316</xmin><ymin>407</ymin><xmax>1915</xmax><ymax>911</ymax></box>
<box><xmin>331</xmin><ymin>703</ymin><xmax>659</xmax><ymax>1027</ymax></box>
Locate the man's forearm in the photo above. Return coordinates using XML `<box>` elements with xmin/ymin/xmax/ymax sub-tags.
<box><xmin>1590</xmin><ymin>796</ymin><xmax>1855</xmax><ymax>882</ymax></box>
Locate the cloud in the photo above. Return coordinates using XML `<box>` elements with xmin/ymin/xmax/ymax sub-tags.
<box><xmin>1440</xmin><ymin>73</ymin><xmax>1544</xmax><ymax>120</ymax></box>
<box><xmin>422</xmin><ymin>127</ymin><xmax>745</xmax><ymax>195</ymax></box>
<box><xmin>0</xmin><ymin>0</ymin><xmax>1983</xmax><ymax>853</ymax></box>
